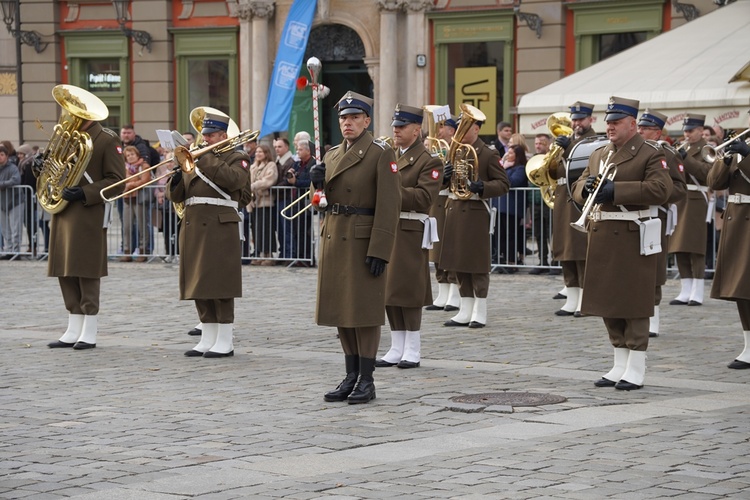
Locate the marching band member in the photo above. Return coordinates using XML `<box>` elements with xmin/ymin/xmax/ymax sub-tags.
<box><xmin>548</xmin><ymin>101</ymin><xmax>597</xmax><ymax>317</ymax></box>
<box><xmin>669</xmin><ymin>113</ymin><xmax>712</xmax><ymax>306</ymax></box>
<box><xmin>167</xmin><ymin>111</ymin><xmax>251</xmax><ymax>358</ymax></box>
<box><xmin>707</xmin><ymin>109</ymin><xmax>750</xmax><ymax>369</ymax></box>
<box><xmin>311</xmin><ymin>91</ymin><xmax>401</xmax><ymax>404</ymax></box>
<box><xmin>572</xmin><ymin>96</ymin><xmax>671</xmax><ymax>390</ymax></box>
<box><xmin>376</xmin><ymin>104</ymin><xmax>442</xmax><ymax>369</ymax></box>
<box><xmin>46</xmin><ymin>89</ymin><xmax>126</xmax><ymax>350</ymax></box>
<box><xmin>441</xmin><ymin>108</ymin><xmax>509</xmax><ymax>329</ymax></box>
<box><xmin>636</xmin><ymin>109</ymin><xmax>687</xmax><ymax>337</ymax></box>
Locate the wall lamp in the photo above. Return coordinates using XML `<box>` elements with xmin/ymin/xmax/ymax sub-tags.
<box><xmin>514</xmin><ymin>1</ymin><xmax>542</xmax><ymax>39</ymax></box>
<box><xmin>672</xmin><ymin>1</ymin><xmax>700</xmax><ymax>21</ymax></box>
<box><xmin>112</xmin><ymin>0</ymin><xmax>152</xmax><ymax>53</ymax></box>
<box><xmin>0</xmin><ymin>0</ymin><xmax>48</xmax><ymax>53</ymax></box>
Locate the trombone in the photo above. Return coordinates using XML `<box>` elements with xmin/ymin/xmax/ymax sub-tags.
<box><xmin>100</xmin><ymin>129</ymin><xmax>259</xmax><ymax>202</ymax></box>
<box><xmin>702</xmin><ymin>128</ymin><xmax>750</xmax><ymax>162</ymax></box>
<box><xmin>280</xmin><ymin>190</ymin><xmax>311</xmax><ymax>220</ymax></box>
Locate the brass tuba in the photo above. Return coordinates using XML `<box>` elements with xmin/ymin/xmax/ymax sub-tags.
<box><xmin>422</xmin><ymin>104</ymin><xmax>451</xmax><ymax>161</ymax></box>
<box><xmin>525</xmin><ymin>112</ymin><xmax>573</xmax><ymax>209</ymax></box>
<box><xmin>36</xmin><ymin>84</ymin><xmax>109</xmax><ymax>214</ymax></box>
<box><xmin>448</xmin><ymin>103</ymin><xmax>485</xmax><ymax>199</ymax></box>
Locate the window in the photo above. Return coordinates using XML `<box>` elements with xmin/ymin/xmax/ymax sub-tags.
<box><xmin>186</xmin><ymin>58</ymin><xmax>230</xmax><ymax>114</ymax></box>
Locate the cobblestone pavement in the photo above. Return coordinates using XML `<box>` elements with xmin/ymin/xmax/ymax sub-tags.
<box><xmin>1</xmin><ymin>261</ymin><xmax>749</xmax><ymax>499</ymax></box>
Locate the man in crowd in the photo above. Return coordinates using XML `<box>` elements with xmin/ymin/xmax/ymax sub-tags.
<box><xmin>274</xmin><ymin>137</ymin><xmax>295</xmax><ymax>260</ymax></box>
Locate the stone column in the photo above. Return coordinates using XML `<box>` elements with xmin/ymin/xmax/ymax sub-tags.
<box><xmin>405</xmin><ymin>0</ymin><xmax>431</xmax><ymax>106</ymax></box>
<box><xmin>376</xmin><ymin>0</ymin><xmax>400</xmax><ymax>137</ymax></box>
<box><xmin>250</xmin><ymin>1</ymin><xmax>274</xmax><ymax>131</ymax></box>
<box><xmin>235</xmin><ymin>1</ymin><xmax>253</xmax><ymax>130</ymax></box>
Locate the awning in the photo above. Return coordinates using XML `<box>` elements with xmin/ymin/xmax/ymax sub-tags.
<box><xmin>517</xmin><ymin>0</ymin><xmax>750</xmax><ymax>135</ymax></box>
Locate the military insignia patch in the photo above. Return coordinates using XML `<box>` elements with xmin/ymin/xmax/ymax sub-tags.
<box><xmin>661</xmin><ymin>160</ymin><xmax>668</xmax><ymax>169</ymax></box>
<box><xmin>431</xmin><ymin>169</ymin><xmax>439</xmax><ymax>179</ymax></box>
<box><xmin>116</xmin><ymin>146</ymin><xmax>122</xmax><ymax>154</ymax></box>
<box><xmin>678</xmin><ymin>164</ymin><xmax>684</xmax><ymax>172</ymax></box>
<box><xmin>241</xmin><ymin>160</ymin><xmax>249</xmax><ymax>170</ymax></box>
<box><xmin>391</xmin><ymin>162</ymin><xmax>398</xmax><ymax>173</ymax></box>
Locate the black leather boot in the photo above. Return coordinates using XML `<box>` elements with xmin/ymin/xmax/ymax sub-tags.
<box><xmin>348</xmin><ymin>357</ymin><xmax>376</xmax><ymax>404</ymax></box>
<box><xmin>324</xmin><ymin>355</ymin><xmax>359</xmax><ymax>402</ymax></box>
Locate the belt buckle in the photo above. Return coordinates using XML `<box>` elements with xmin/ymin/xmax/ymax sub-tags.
<box><xmin>344</xmin><ymin>205</ymin><xmax>355</xmax><ymax>216</ymax></box>
<box><xmin>330</xmin><ymin>203</ymin><xmax>341</xmax><ymax>215</ymax></box>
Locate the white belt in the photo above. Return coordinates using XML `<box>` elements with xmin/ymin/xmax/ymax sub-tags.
<box><xmin>590</xmin><ymin>207</ymin><xmax>659</xmax><ymax>222</ymax></box>
<box><xmin>438</xmin><ymin>189</ymin><xmax>450</xmax><ymax>196</ymax></box>
<box><xmin>728</xmin><ymin>194</ymin><xmax>750</xmax><ymax>204</ymax></box>
<box><xmin>557</xmin><ymin>178</ymin><xmax>567</xmax><ymax>186</ymax></box>
<box><xmin>184</xmin><ymin>197</ymin><xmax>239</xmax><ymax>209</ymax></box>
<box><xmin>687</xmin><ymin>184</ymin><xmax>709</xmax><ymax>193</ymax></box>
<box><xmin>447</xmin><ymin>193</ymin><xmax>480</xmax><ymax>201</ymax></box>
<box><xmin>399</xmin><ymin>211</ymin><xmax>430</xmax><ymax>222</ymax></box>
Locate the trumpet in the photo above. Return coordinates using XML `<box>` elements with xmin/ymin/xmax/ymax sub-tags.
<box><xmin>100</xmin><ymin>129</ymin><xmax>259</xmax><ymax>202</ymax></box>
<box><xmin>571</xmin><ymin>150</ymin><xmax>617</xmax><ymax>233</ymax></box>
<box><xmin>701</xmin><ymin>128</ymin><xmax>750</xmax><ymax>162</ymax></box>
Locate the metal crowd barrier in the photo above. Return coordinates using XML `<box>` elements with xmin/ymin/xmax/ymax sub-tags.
<box><xmin>0</xmin><ymin>185</ymin><xmax>722</xmax><ymax>275</ymax></box>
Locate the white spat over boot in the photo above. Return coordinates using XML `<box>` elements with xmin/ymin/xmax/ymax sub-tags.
<box><xmin>615</xmin><ymin>350</ymin><xmax>646</xmax><ymax>390</ymax></box>
<box><xmin>204</xmin><ymin>323</ymin><xmax>234</xmax><ymax>357</ymax></box>
<box><xmin>376</xmin><ymin>330</ymin><xmax>406</xmax><ymax>367</ymax></box>
<box><xmin>185</xmin><ymin>323</ymin><xmax>218</xmax><ymax>357</ymax></box>
<box><xmin>74</xmin><ymin>315</ymin><xmax>98</xmax><ymax>349</ymax></box>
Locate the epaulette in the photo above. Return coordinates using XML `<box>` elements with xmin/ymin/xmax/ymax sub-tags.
<box><xmin>328</xmin><ymin>144</ymin><xmax>341</xmax><ymax>152</ymax></box>
<box><xmin>372</xmin><ymin>138</ymin><xmax>388</xmax><ymax>150</ymax></box>
<box><xmin>487</xmin><ymin>144</ymin><xmax>497</xmax><ymax>151</ymax></box>
<box><xmin>430</xmin><ymin>152</ymin><xmax>440</xmax><ymax>158</ymax></box>
<box><xmin>103</xmin><ymin>128</ymin><xmax>119</xmax><ymax>139</ymax></box>
<box><xmin>644</xmin><ymin>139</ymin><xmax>661</xmax><ymax>151</ymax></box>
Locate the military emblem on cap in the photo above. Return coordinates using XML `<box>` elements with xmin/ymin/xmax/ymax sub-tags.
<box><xmin>682</xmin><ymin>113</ymin><xmax>705</xmax><ymax>131</ymax></box>
<box><xmin>391</xmin><ymin>103</ymin><xmax>424</xmax><ymax>127</ymax></box>
<box><xmin>569</xmin><ymin>101</ymin><xmax>594</xmax><ymax>120</ymax></box>
<box><xmin>201</xmin><ymin>111</ymin><xmax>230</xmax><ymax>134</ymax></box>
<box><xmin>637</xmin><ymin>108</ymin><xmax>667</xmax><ymax>129</ymax></box>
<box><xmin>337</xmin><ymin>91</ymin><xmax>374</xmax><ymax>117</ymax></box>
<box><xmin>605</xmin><ymin>96</ymin><xmax>640</xmax><ymax>122</ymax></box>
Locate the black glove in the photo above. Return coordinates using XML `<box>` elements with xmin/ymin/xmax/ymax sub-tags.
<box><xmin>170</xmin><ymin>167</ymin><xmax>183</xmax><ymax>190</ymax></box>
<box><xmin>678</xmin><ymin>147</ymin><xmax>688</xmax><ymax>159</ymax></box>
<box><xmin>61</xmin><ymin>187</ymin><xmax>85</xmax><ymax>202</ymax></box>
<box><xmin>31</xmin><ymin>154</ymin><xmax>45</xmax><ymax>177</ymax></box>
<box><xmin>593</xmin><ymin>178</ymin><xmax>614</xmax><ymax>204</ymax></box>
<box><xmin>310</xmin><ymin>162</ymin><xmax>326</xmax><ymax>189</ymax></box>
<box><xmin>725</xmin><ymin>139</ymin><xmax>750</xmax><ymax>158</ymax></box>
<box><xmin>582</xmin><ymin>175</ymin><xmax>597</xmax><ymax>197</ymax></box>
<box><xmin>365</xmin><ymin>256</ymin><xmax>387</xmax><ymax>277</ymax></box>
<box><xmin>555</xmin><ymin>136</ymin><xmax>571</xmax><ymax>150</ymax></box>
<box><xmin>468</xmin><ymin>179</ymin><xmax>484</xmax><ymax>195</ymax></box>
<box><xmin>442</xmin><ymin>161</ymin><xmax>453</xmax><ymax>184</ymax></box>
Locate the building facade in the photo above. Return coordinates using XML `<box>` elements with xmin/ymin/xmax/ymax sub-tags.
<box><xmin>2</xmin><ymin>0</ymin><xmax>723</xmax><ymax>149</ymax></box>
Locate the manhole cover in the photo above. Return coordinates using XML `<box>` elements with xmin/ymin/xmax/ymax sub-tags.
<box><xmin>450</xmin><ymin>392</ymin><xmax>567</xmax><ymax>407</ymax></box>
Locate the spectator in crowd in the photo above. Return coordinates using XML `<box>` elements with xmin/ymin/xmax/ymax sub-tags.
<box><xmin>247</xmin><ymin>143</ymin><xmax>278</xmax><ymax>265</ymax></box>
<box><xmin>293</xmin><ymin>131</ymin><xmax>311</xmax><ymax>161</ymax></box>
<box><xmin>17</xmin><ymin>144</ymin><xmax>37</xmax><ymax>255</ymax></box>
<box><xmin>0</xmin><ymin>145</ymin><xmax>23</xmax><ymax>258</ymax></box>
<box><xmin>120</xmin><ymin>145</ymin><xmax>151</xmax><ymax>262</ymax></box>
<box><xmin>285</xmin><ymin>140</ymin><xmax>314</xmax><ymax>265</ymax></box>
<box><xmin>528</xmin><ymin>134</ymin><xmax>555</xmax><ymax>274</ymax></box>
<box><xmin>492</xmin><ymin>121</ymin><xmax>512</xmax><ymax>156</ymax></box>
<box><xmin>493</xmin><ymin>144</ymin><xmax>528</xmax><ymax>273</ymax></box>
<box><xmin>154</xmin><ymin>149</ymin><xmax>179</xmax><ymax>261</ymax></box>
<box><xmin>119</xmin><ymin>124</ymin><xmax>158</xmax><ymax>254</ymax></box>
<box><xmin>274</xmin><ymin>137</ymin><xmax>295</xmax><ymax>260</ymax></box>
<box><xmin>1</xmin><ymin>141</ymin><xmax>18</xmax><ymax>167</ymax></box>
<box><xmin>244</xmin><ymin>139</ymin><xmax>257</xmax><ymax>163</ymax></box>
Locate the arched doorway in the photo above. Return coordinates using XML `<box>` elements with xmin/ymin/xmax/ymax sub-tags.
<box><xmin>290</xmin><ymin>24</ymin><xmax>370</xmax><ymax>150</ymax></box>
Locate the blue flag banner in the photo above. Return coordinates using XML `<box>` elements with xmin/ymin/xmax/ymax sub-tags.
<box><xmin>260</xmin><ymin>0</ymin><xmax>317</xmax><ymax>137</ymax></box>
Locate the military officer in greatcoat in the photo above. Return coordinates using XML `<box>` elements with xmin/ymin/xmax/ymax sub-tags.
<box><xmin>310</xmin><ymin>91</ymin><xmax>401</xmax><ymax>404</ymax></box>
<box><xmin>707</xmin><ymin>109</ymin><xmax>750</xmax><ymax>369</ymax></box>
<box><xmin>636</xmin><ymin>109</ymin><xmax>687</xmax><ymax>337</ymax></box>
<box><xmin>440</xmin><ymin>109</ymin><xmax>509</xmax><ymax>329</ymax></box>
<box><xmin>375</xmin><ymin>104</ymin><xmax>442</xmax><ymax>369</ymax></box>
<box><xmin>46</xmin><ymin>101</ymin><xmax>126</xmax><ymax>350</ymax></box>
<box><xmin>668</xmin><ymin>113</ymin><xmax>712</xmax><ymax>306</ymax></box>
<box><xmin>572</xmin><ymin>96</ymin><xmax>671</xmax><ymax>390</ymax></box>
<box><xmin>167</xmin><ymin>112</ymin><xmax>250</xmax><ymax>358</ymax></box>
<box><xmin>548</xmin><ymin>101</ymin><xmax>598</xmax><ymax>317</ymax></box>
<box><xmin>426</xmin><ymin>113</ymin><xmax>459</xmax><ymax>312</ymax></box>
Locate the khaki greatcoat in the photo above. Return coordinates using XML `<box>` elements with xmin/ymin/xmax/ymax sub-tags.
<box><xmin>550</xmin><ymin>129</ymin><xmax>598</xmax><ymax>261</ymax></box>
<box><xmin>669</xmin><ymin>138</ymin><xmax>711</xmax><ymax>255</ymax></box>
<box><xmin>168</xmin><ymin>149</ymin><xmax>250</xmax><ymax>300</ymax></box>
<box><xmin>708</xmin><ymin>154</ymin><xmax>750</xmax><ymax>301</ymax></box>
<box><xmin>656</xmin><ymin>145</ymin><xmax>687</xmax><ymax>286</ymax></box>
<box><xmin>385</xmin><ymin>141</ymin><xmax>443</xmax><ymax>307</ymax></box>
<box><xmin>48</xmin><ymin>123</ymin><xmax>125</xmax><ymax>279</ymax></box>
<box><xmin>315</xmin><ymin>133</ymin><xmax>401</xmax><ymax>327</ymax></box>
<box><xmin>571</xmin><ymin>134</ymin><xmax>671</xmax><ymax>318</ymax></box>
<box><xmin>439</xmin><ymin>139</ymin><xmax>509</xmax><ymax>274</ymax></box>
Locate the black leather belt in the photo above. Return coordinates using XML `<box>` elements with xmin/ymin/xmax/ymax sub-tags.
<box><xmin>326</xmin><ymin>203</ymin><xmax>375</xmax><ymax>216</ymax></box>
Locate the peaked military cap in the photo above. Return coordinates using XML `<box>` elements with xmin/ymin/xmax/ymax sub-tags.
<box><xmin>336</xmin><ymin>91</ymin><xmax>373</xmax><ymax>117</ymax></box>
<box><xmin>201</xmin><ymin>112</ymin><xmax>230</xmax><ymax>134</ymax></box>
<box><xmin>682</xmin><ymin>113</ymin><xmax>706</xmax><ymax>131</ymax></box>
<box><xmin>391</xmin><ymin>103</ymin><xmax>424</xmax><ymax>127</ymax></box>
<box><xmin>638</xmin><ymin>109</ymin><xmax>668</xmax><ymax>129</ymax></box>
<box><xmin>569</xmin><ymin>101</ymin><xmax>595</xmax><ymax>120</ymax></box>
<box><xmin>605</xmin><ymin>96</ymin><xmax>639</xmax><ymax>122</ymax></box>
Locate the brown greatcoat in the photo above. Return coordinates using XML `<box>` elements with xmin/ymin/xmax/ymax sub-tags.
<box><xmin>167</xmin><ymin>148</ymin><xmax>250</xmax><ymax>300</ymax></box>
<box><xmin>708</xmin><ymin>154</ymin><xmax>750</xmax><ymax>301</ymax></box>
<box><xmin>315</xmin><ymin>133</ymin><xmax>401</xmax><ymax>327</ymax></box>
<box><xmin>48</xmin><ymin>123</ymin><xmax>125</xmax><ymax>279</ymax></box>
<box><xmin>656</xmin><ymin>144</ymin><xmax>687</xmax><ymax>286</ymax></box>
<box><xmin>571</xmin><ymin>134</ymin><xmax>671</xmax><ymax>318</ymax></box>
<box><xmin>549</xmin><ymin>128</ymin><xmax>598</xmax><ymax>261</ymax></box>
<box><xmin>386</xmin><ymin>140</ymin><xmax>443</xmax><ymax>307</ymax></box>
<box><xmin>669</xmin><ymin>138</ymin><xmax>711</xmax><ymax>255</ymax></box>
<box><xmin>439</xmin><ymin>139</ymin><xmax>509</xmax><ymax>274</ymax></box>
<box><xmin>428</xmin><ymin>183</ymin><xmax>449</xmax><ymax>264</ymax></box>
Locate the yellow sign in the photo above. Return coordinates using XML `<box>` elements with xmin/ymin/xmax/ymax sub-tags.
<box><xmin>455</xmin><ymin>67</ymin><xmax>496</xmax><ymax>136</ymax></box>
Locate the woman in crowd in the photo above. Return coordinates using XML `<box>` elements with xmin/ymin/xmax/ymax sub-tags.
<box><xmin>494</xmin><ymin>144</ymin><xmax>529</xmax><ymax>272</ymax></box>
<box><xmin>248</xmin><ymin>143</ymin><xmax>278</xmax><ymax>266</ymax></box>
<box><xmin>120</xmin><ymin>145</ymin><xmax>151</xmax><ymax>262</ymax></box>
